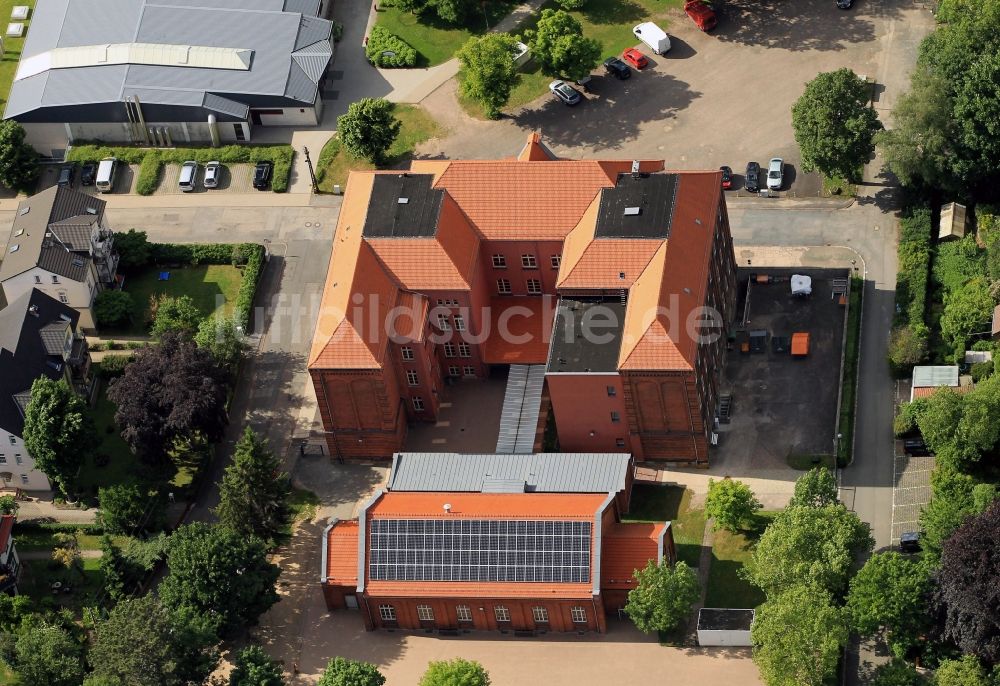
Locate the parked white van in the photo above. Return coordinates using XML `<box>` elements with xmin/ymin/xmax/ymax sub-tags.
<box><xmin>633</xmin><ymin>22</ymin><xmax>671</xmax><ymax>54</ymax></box>
<box><xmin>95</xmin><ymin>157</ymin><xmax>117</xmax><ymax>193</ymax></box>
<box><xmin>178</xmin><ymin>160</ymin><xmax>198</xmax><ymax>192</ymax></box>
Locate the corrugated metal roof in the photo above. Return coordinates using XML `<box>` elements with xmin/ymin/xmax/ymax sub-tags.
<box><xmin>203</xmin><ymin>92</ymin><xmax>250</xmax><ymax>118</ymax></box>
<box><xmin>124</xmin><ymin>86</ymin><xmax>205</xmax><ymax>107</ymax></box>
<box><xmin>387</xmin><ymin>453</ymin><xmax>632</xmax><ymax>494</ymax></box>
<box><xmin>4</xmin><ymin>0</ymin><xmax>331</xmax><ymax>119</ymax></box>
<box><xmin>285</xmin><ymin>0</ymin><xmax>322</xmax><ymax>15</ymax></box>
<box><xmin>912</xmin><ymin>365</ymin><xmax>959</xmax><ymax>388</ymax></box>
<box><xmin>292</xmin><ymin>41</ymin><xmax>333</xmax><ymax>82</ymax></box>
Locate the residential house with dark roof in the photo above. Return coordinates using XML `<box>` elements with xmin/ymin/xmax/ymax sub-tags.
<box><xmin>4</xmin><ymin>0</ymin><xmax>335</xmax><ymax>155</ymax></box>
<box><xmin>307</xmin><ymin>134</ymin><xmax>738</xmax><ymax>465</ymax></box>
<box><xmin>0</xmin><ymin>289</ymin><xmax>92</xmax><ymax>491</ymax></box>
<box><xmin>0</xmin><ymin>186</ymin><xmax>118</xmax><ymax>332</ymax></box>
<box><xmin>321</xmin><ymin>487</ymin><xmax>674</xmax><ymax>633</ymax></box>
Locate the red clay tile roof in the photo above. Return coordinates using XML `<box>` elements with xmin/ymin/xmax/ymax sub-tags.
<box><xmin>364</xmin><ymin>579</ymin><xmax>596</xmax><ymax>599</ymax></box>
<box><xmin>325</xmin><ymin>520</ymin><xmax>359</xmax><ymax>586</ymax></box>
<box><xmin>368</xmin><ymin>239</ymin><xmax>471</xmax><ymax>291</ymax></box>
<box><xmin>368</xmin><ymin>491</ymin><xmax>607</xmax><ymax>519</ymax></box>
<box><xmin>600</xmin><ymin>522</ymin><xmax>665</xmax><ymax>591</ymax></box>
<box><xmin>517</xmin><ymin>132</ymin><xmax>559</xmax><ymax>161</ymax></box>
<box><xmin>480</xmin><ymin>296</ymin><xmax>557</xmax><ymax>365</ymax></box>
<box><xmin>911</xmin><ymin>385</ymin><xmax>972</xmax><ymax>399</ymax></box>
<box><xmin>558</xmin><ymin>239</ymin><xmax>663</xmax><ymax>290</ymax></box>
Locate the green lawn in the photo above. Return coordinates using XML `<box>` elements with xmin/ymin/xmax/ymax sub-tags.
<box><xmin>0</xmin><ymin>0</ymin><xmax>36</xmax><ymax>113</ymax></box>
<box><xmin>316</xmin><ymin>104</ymin><xmax>443</xmax><ymax>191</ymax></box>
<box><xmin>460</xmin><ymin>0</ymin><xmax>683</xmax><ymax>117</ymax></box>
<box><xmin>0</xmin><ymin>664</ymin><xmax>19</xmax><ymax>685</ymax></box>
<box><xmin>119</xmin><ymin>264</ymin><xmax>243</xmax><ymax>336</ymax></box>
<box><xmin>622</xmin><ymin>484</ymin><xmax>706</xmax><ymax>568</ymax></box>
<box><xmin>375</xmin><ymin>1</ymin><xmax>517</xmax><ymax>67</ymax></box>
<box><xmin>76</xmin><ymin>385</ymin><xmax>142</xmax><ymax>496</ymax></box>
<box><xmin>837</xmin><ymin>276</ymin><xmax>864</xmax><ymax>467</ymax></box>
<box><xmin>786</xmin><ymin>453</ymin><xmax>837</xmax><ymax>471</ymax></box>
<box><xmin>704</xmin><ymin>512</ymin><xmax>776</xmax><ymax>610</ymax></box>
<box><xmin>19</xmin><ymin>556</ymin><xmax>106</xmax><ymax>615</ymax></box>
<box><xmin>15</xmin><ymin>531</ymin><xmax>112</xmax><ymax>552</ymax></box>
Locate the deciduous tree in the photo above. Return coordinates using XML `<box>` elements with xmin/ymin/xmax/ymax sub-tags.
<box><xmin>705</xmin><ymin>477</ymin><xmax>761</xmax><ymax>532</ymax></box>
<box><xmin>934</xmin><ymin>501</ymin><xmax>1000</xmax><ymax>663</ymax></box>
<box><xmin>89</xmin><ymin>595</ymin><xmax>219</xmax><ymax>686</ymax></box>
<box><xmin>98</xmin><ymin>483</ymin><xmax>165</xmax><ymax>535</ymax></box>
<box><xmin>159</xmin><ymin>523</ymin><xmax>280</xmax><ymax>634</ymax></box>
<box><xmin>869</xmin><ymin>659</ymin><xmax>926</xmax><ymax>686</ymax></box>
<box><xmin>789</xmin><ymin>467</ymin><xmax>839</xmax><ymax>508</ymax></box>
<box><xmin>940</xmin><ymin>277</ymin><xmax>996</xmax><ymax>361</ymax></box>
<box><xmin>108</xmin><ymin>331</ymin><xmax>228</xmax><ymax>462</ymax></box>
<box><xmin>419</xmin><ymin>658</ymin><xmax>491</xmax><ymax>686</ymax></box>
<box><xmin>22</xmin><ymin>377</ymin><xmax>97</xmax><ymax>496</ymax></box>
<box><xmin>318</xmin><ymin>658</ymin><xmax>386</xmax><ymax>686</ymax></box>
<box><xmin>0</xmin><ymin>120</ymin><xmax>38</xmax><ymax>190</ymax></box>
<box><xmin>215</xmin><ymin>428</ymin><xmax>292</xmax><ymax>542</ymax></box>
<box><xmin>624</xmin><ymin>559</ymin><xmax>699</xmax><ymax>634</ymax></box>
<box><xmin>112</xmin><ymin>229</ymin><xmax>152</xmax><ymax>271</ymax></box>
<box><xmin>151</xmin><ymin>294</ymin><xmax>202</xmax><ymax>339</ymax></box>
<box><xmin>751</xmin><ymin>584</ymin><xmax>848</xmax><ymax>686</ymax></box>
<box><xmin>932</xmin><ymin>656</ymin><xmax>991</xmax><ymax>686</ymax></box>
<box><xmin>846</xmin><ymin>552</ymin><xmax>932</xmax><ymax>656</ymax></box>
<box><xmin>230</xmin><ymin>645</ymin><xmax>285</xmax><ymax>686</ymax></box>
<box><xmin>94</xmin><ymin>290</ymin><xmax>134</xmax><ymax>329</ymax></box>
<box><xmin>195</xmin><ymin>315</ymin><xmax>247</xmax><ymax>369</ymax></box>
<box><xmin>743</xmin><ymin>504</ymin><xmax>873</xmax><ymax>596</ymax></box>
<box><xmin>12</xmin><ymin>615</ymin><xmax>85</xmax><ymax>686</ymax></box>
<box><xmin>458</xmin><ymin>34</ymin><xmax>519</xmax><ymax>119</ymax></box>
<box><xmin>528</xmin><ymin>9</ymin><xmax>601</xmax><ymax>81</ymax></box>
<box><xmin>791</xmin><ymin>68</ymin><xmax>882</xmax><ymax>182</ymax></box>
<box><xmin>337</xmin><ymin>98</ymin><xmax>401</xmax><ymax>164</ymax></box>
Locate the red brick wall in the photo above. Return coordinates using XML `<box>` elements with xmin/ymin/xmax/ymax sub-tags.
<box><xmin>622</xmin><ymin>371</ymin><xmax>709</xmax><ymax>465</ymax></box>
<box><xmin>360</xmin><ymin>595</ymin><xmax>607</xmax><ymax>633</ymax></box>
<box><xmin>480</xmin><ymin>239</ymin><xmax>565</xmax><ymax>296</ymax></box>
<box><xmin>310</xmin><ymin>368</ymin><xmax>407</xmax><ymax>459</ymax></box>
<box><xmin>547</xmin><ymin>374</ymin><xmax>629</xmax><ymax>453</ymax></box>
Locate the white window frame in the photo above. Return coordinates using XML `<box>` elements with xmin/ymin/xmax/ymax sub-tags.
<box><xmin>532</xmin><ymin>606</ymin><xmax>549</xmax><ymax>623</ymax></box>
<box><xmin>494</xmin><ymin>606</ymin><xmax>511</xmax><ymax>622</ymax></box>
<box><xmin>463</xmin><ymin>365</ymin><xmax>475</xmax><ymax>377</ymax></box>
<box><xmin>521</xmin><ymin>254</ymin><xmax>537</xmax><ymax>269</ymax></box>
<box><xmin>0</xmin><ymin>457</ymin><xmax>6</xmax><ymax>465</ymax></box>
<box><xmin>417</xmin><ymin>605</ymin><xmax>434</xmax><ymax>621</ymax></box>
<box><xmin>412</xmin><ymin>396</ymin><xmax>424</xmax><ymax>411</ymax></box>
<box><xmin>453</xmin><ymin>314</ymin><xmax>466</xmax><ymax>331</ymax></box>
<box><xmin>456</xmin><ymin>605</ymin><xmax>473</xmax><ymax>622</ymax></box>
<box><xmin>458</xmin><ymin>342</ymin><xmax>471</xmax><ymax>358</ymax></box>
<box><xmin>551</xmin><ymin>254</ymin><xmax>561</xmax><ymax>269</ymax></box>
<box><xmin>13</xmin><ymin>455</ymin><xmax>21</xmax><ymax>465</ymax></box>
<box><xmin>448</xmin><ymin>365</ymin><xmax>460</xmax><ymax>377</ymax></box>
<box><xmin>437</xmin><ymin>314</ymin><xmax>451</xmax><ymax>331</ymax></box>
<box><xmin>497</xmin><ymin>278</ymin><xmax>511</xmax><ymax>295</ymax></box>
<box><xmin>443</xmin><ymin>343</ymin><xmax>456</xmax><ymax>358</ymax></box>
<box><xmin>378</xmin><ymin>605</ymin><xmax>397</xmax><ymax>622</ymax></box>
<box><xmin>611</xmin><ymin>411</ymin><xmax>621</xmax><ymax>423</ymax></box>
<box><xmin>526</xmin><ymin>278</ymin><xmax>542</xmax><ymax>295</ymax></box>
<box><xmin>570</xmin><ymin>606</ymin><xmax>587</xmax><ymax>623</ymax></box>
<box><xmin>492</xmin><ymin>254</ymin><xmax>507</xmax><ymax>268</ymax></box>
<box><xmin>8</xmin><ymin>437</ymin><xmax>15</xmax><ymax>445</ymax></box>
<box><xmin>406</xmin><ymin>370</ymin><xmax>419</xmax><ymax>386</ymax></box>
<box><xmin>19</xmin><ymin>475</ymin><xmax>28</xmax><ymax>485</ymax></box>
<box><xmin>401</xmin><ymin>346</ymin><xmax>414</xmax><ymax>361</ymax></box>
<box><xmin>616</xmin><ymin>438</ymin><xmax>626</xmax><ymax>448</ymax></box>
<box><xmin>607</xmin><ymin>386</ymin><xmax>616</xmax><ymax>397</ymax></box>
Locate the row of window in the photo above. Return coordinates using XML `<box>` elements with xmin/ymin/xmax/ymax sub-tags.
<box><xmin>436</xmin><ymin>299</ymin><xmax>460</xmax><ymax>307</ymax></box>
<box><xmin>378</xmin><ymin>604</ymin><xmax>587</xmax><ymax>624</ymax></box>
<box><xmin>443</xmin><ymin>342</ymin><xmax>472</xmax><ymax>358</ymax></box>
<box><xmin>497</xmin><ymin>278</ymin><xmax>542</xmax><ymax>295</ymax></box>
<box><xmin>33</xmin><ymin>275</ymin><xmax>61</xmax><ymax>284</ymax></box>
<box><xmin>436</xmin><ymin>314</ymin><xmax>466</xmax><ymax>331</ymax></box>
<box><xmin>0</xmin><ymin>455</ymin><xmax>24</xmax><ymax>465</ymax></box>
<box><xmin>491</xmin><ymin>255</ymin><xmax>562</xmax><ymax>270</ymax></box>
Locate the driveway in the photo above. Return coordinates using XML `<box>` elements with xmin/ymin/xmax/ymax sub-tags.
<box><xmin>415</xmin><ymin>0</ymin><xmax>927</xmax><ymax>198</ymax></box>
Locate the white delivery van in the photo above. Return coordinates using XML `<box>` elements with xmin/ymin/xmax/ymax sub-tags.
<box><xmin>633</xmin><ymin>22</ymin><xmax>671</xmax><ymax>54</ymax></box>
<box><xmin>95</xmin><ymin>157</ymin><xmax>117</xmax><ymax>193</ymax></box>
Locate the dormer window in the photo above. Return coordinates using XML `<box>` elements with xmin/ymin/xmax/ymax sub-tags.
<box><xmin>51</xmin><ymin>275</ymin><xmax>59</xmax><ymax>284</ymax></box>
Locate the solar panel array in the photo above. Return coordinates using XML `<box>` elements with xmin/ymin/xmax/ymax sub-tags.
<box><xmin>369</xmin><ymin>518</ymin><xmax>592</xmax><ymax>583</ymax></box>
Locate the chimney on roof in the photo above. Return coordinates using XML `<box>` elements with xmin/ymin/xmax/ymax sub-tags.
<box><xmin>631</xmin><ymin>160</ymin><xmax>640</xmax><ymax>178</ymax></box>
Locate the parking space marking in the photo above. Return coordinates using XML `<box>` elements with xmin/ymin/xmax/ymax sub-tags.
<box><xmin>889</xmin><ymin>452</ymin><xmax>934</xmax><ymax>545</ymax></box>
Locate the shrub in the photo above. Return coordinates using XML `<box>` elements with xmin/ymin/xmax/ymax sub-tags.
<box><xmin>970</xmin><ymin>360</ymin><xmax>994</xmax><ymax>382</ymax></box>
<box><xmin>113</xmin><ymin>230</ymin><xmax>152</xmax><ymax>271</ymax></box>
<box><xmin>894</xmin><ymin>209</ymin><xmax>932</xmax><ymax>329</ymax></box>
<box><xmin>366</xmin><ymin>26</ymin><xmax>418</xmax><ymax>68</ymax></box>
<box><xmin>98</xmin><ymin>354</ymin><xmax>134</xmax><ymax>380</ymax></box>
<box><xmin>94</xmin><ymin>290</ymin><xmax>133</xmax><ymax>329</ymax></box>
<box><xmin>893</xmin><ymin>402</ymin><xmax>919</xmax><ymax>438</ymax></box>
<box><xmin>888</xmin><ymin>324</ymin><xmax>928</xmax><ymax>375</ymax></box>
<box><xmin>234</xmin><ymin>244</ymin><xmax>265</xmax><ymax>330</ymax></box>
<box><xmin>135</xmin><ymin>154</ymin><xmax>162</xmax><ymax>195</ymax></box>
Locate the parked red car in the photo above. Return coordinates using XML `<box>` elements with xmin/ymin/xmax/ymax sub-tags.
<box><xmin>685</xmin><ymin>0</ymin><xmax>717</xmax><ymax>30</ymax></box>
<box><xmin>622</xmin><ymin>47</ymin><xmax>648</xmax><ymax>69</ymax></box>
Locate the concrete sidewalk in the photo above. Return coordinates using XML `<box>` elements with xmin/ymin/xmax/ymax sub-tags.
<box><xmin>16</xmin><ymin>499</ymin><xmax>97</xmax><ymax>524</ymax></box>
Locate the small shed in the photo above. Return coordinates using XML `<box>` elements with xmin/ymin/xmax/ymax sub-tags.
<box><xmin>697</xmin><ymin>608</ymin><xmax>754</xmax><ymax>646</ymax></box>
<box><xmin>791</xmin><ymin>332</ymin><xmax>810</xmax><ymax>357</ymax></box>
<box><xmin>512</xmin><ymin>42</ymin><xmax>531</xmax><ymax>69</ymax></box>
<box><xmin>910</xmin><ymin>365</ymin><xmax>959</xmax><ymax>401</ymax></box>
<box><xmin>938</xmin><ymin>202</ymin><xmax>969</xmax><ymax>241</ymax></box>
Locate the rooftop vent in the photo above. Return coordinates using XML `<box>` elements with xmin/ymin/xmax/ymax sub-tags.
<box><xmin>624</xmin><ymin>207</ymin><xmax>641</xmax><ymax>216</ymax></box>
<box><xmin>14</xmin><ymin>229</ymin><xmax>23</xmax><ymax>237</ymax></box>
<box><xmin>397</xmin><ymin>197</ymin><xmax>409</xmax><ymax>204</ymax></box>
<box><xmin>9</xmin><ymin>245</ymin><xmax>19</xmax><ymax>253</ymax></box>
<box><xmin>443</xmin><ymin>503</ymin><xmax>452</xmax><ymax>513</ymax></box>
<box><xmin>631</xmin><ymin>160</ymin><xmax>640</xmax><ymax>177</ymax></box>
<box><xmin>18</xmin><ymin>206</ymin><xmax>29</xmax><ymax>216</ymax></box>
<box><xmin>28</xmin><ymin>305</ymin><xmax>38</xmax><ymax>316</ymax></box>
<box><xmin>71</xmin><ymin>258</ymin><xmax>84</xmax><ymax>268</ymax></box>
<box><xmin>619</xmin><ymin>271</ymin><xmax>626</xmax><ymax>280</ymax></box>
<box><xmin>86</xmin><ymin>207</ymin><xmax>97</xmax><ymax>215</ymax></box>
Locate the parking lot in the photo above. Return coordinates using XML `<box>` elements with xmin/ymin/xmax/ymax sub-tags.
<box><xmin>34</xmin><ymin>161</ymin><xmax>259</xmax><ymax>196</ymax></box>
<box><xmin>715</xmin><ymin>267</ymin><xmax>849</xmax><ymax>475</ymax></box>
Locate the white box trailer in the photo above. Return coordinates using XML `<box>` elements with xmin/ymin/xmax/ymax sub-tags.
<box><xmin>697</xmin><ymin>608</ymin><xmax>755</xmax><ymax>647</ymax></box>
<box><xmin>633</xmin><ymin>22</ymin><xmax>671</xmax><ymax>54</ymax></box>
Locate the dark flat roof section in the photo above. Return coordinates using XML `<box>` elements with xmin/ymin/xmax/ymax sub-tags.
<box><xmin>363</xmin><ymin>174</ymin><xmax>443</xmax><ymax>238</ymax></box>
<box><xmin>697</xmin><ymin>608</ymin><xmax>755</xmax><ymax>631</ymax></box>
<box><xmin>595</xmin><ymin>173</ymin><xmax>677</xmax><ymax>239</ymax></box>
<box><xmin>547</xmin><ymin>298</ymin><xmax>625</xmax><ymax>374</ymax></box>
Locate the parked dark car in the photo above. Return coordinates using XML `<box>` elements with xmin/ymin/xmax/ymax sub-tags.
<box><xmin>603</xmin><ymin>56</ymin><xmax>632</xmax><ymax>80</ymax></box>
<box><xmin>57</xmin><ymin>163</ymin><xmax>75</xmax><ymax>188</ymax></box>
<box><xmin>253</xmin><ymin>161</ymin><xmax>273</xmax><ymax>190</ymax></box>
<box><xmin>745</xmin><ymin>161</ymin><xmax>761</xmax><ymax>193</ymax></box>
<box><xmin>903</xmin><ymin>438</ymin><xmax>931</xmax><ymax>456</ymax></box>
<box><xmin>720</xmin><ymin>165</ymin><xmax>732</xmax><ymax>190</ymax></box>
<box><xmin>837</xmin><ymin>0</ymin><xmax>854</xmax><ymax>8</ymax></box>
<box><xmin>899</xmin><ymin>531</ymin><xmax>921</xmax><ymax>553</ymax></box>
<box><xmin>80</xmin><ymin>163</ymin><xmax>97</xmax><ymax>186</ymax></box>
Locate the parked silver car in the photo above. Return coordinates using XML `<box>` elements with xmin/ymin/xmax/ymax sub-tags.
<box><xmin>204</xmin><ymin>160</ymin><xmax>221</xmax><ymax>189</ymax></box>
<box><xmin>767</xmin><ymin>157</ymin><xmax>784</xmax><ymax>190</ymax></box>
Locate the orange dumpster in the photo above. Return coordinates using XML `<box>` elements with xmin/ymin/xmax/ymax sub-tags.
<box><xmin>791</xmin><ymin>332</ymin><xmax>810</xmax><ymax>357</ymax></box>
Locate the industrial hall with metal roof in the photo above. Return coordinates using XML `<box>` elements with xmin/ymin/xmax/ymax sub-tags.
<box><xmin>5</xmin><ymin>0</ymin><xmax>336</xmax><ymax>155</ymax></box>
<box><xmin>321</xmin><ymin>452</ymin><xmax>674</xmax><ymax>633</ymax></box>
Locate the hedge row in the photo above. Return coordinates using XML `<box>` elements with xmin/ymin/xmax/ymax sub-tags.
<box><xmin>895</xmin><ymin>208</ymin><xmax>933</xmax><ymax>329</ymax></box>
<box><xmin>66</xmin><ymin>143</ymin><xmax>295</xmax><ymax>193</ymax></box>
<box><xmin>366</xmin><ymin>26</ymin><xmax>418</xmax><ymax>67</ymax></box>
<box><xmin>146</xmin><ymin>241</ymin><xmax>265</xmax><ymax>330</ymax></box>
